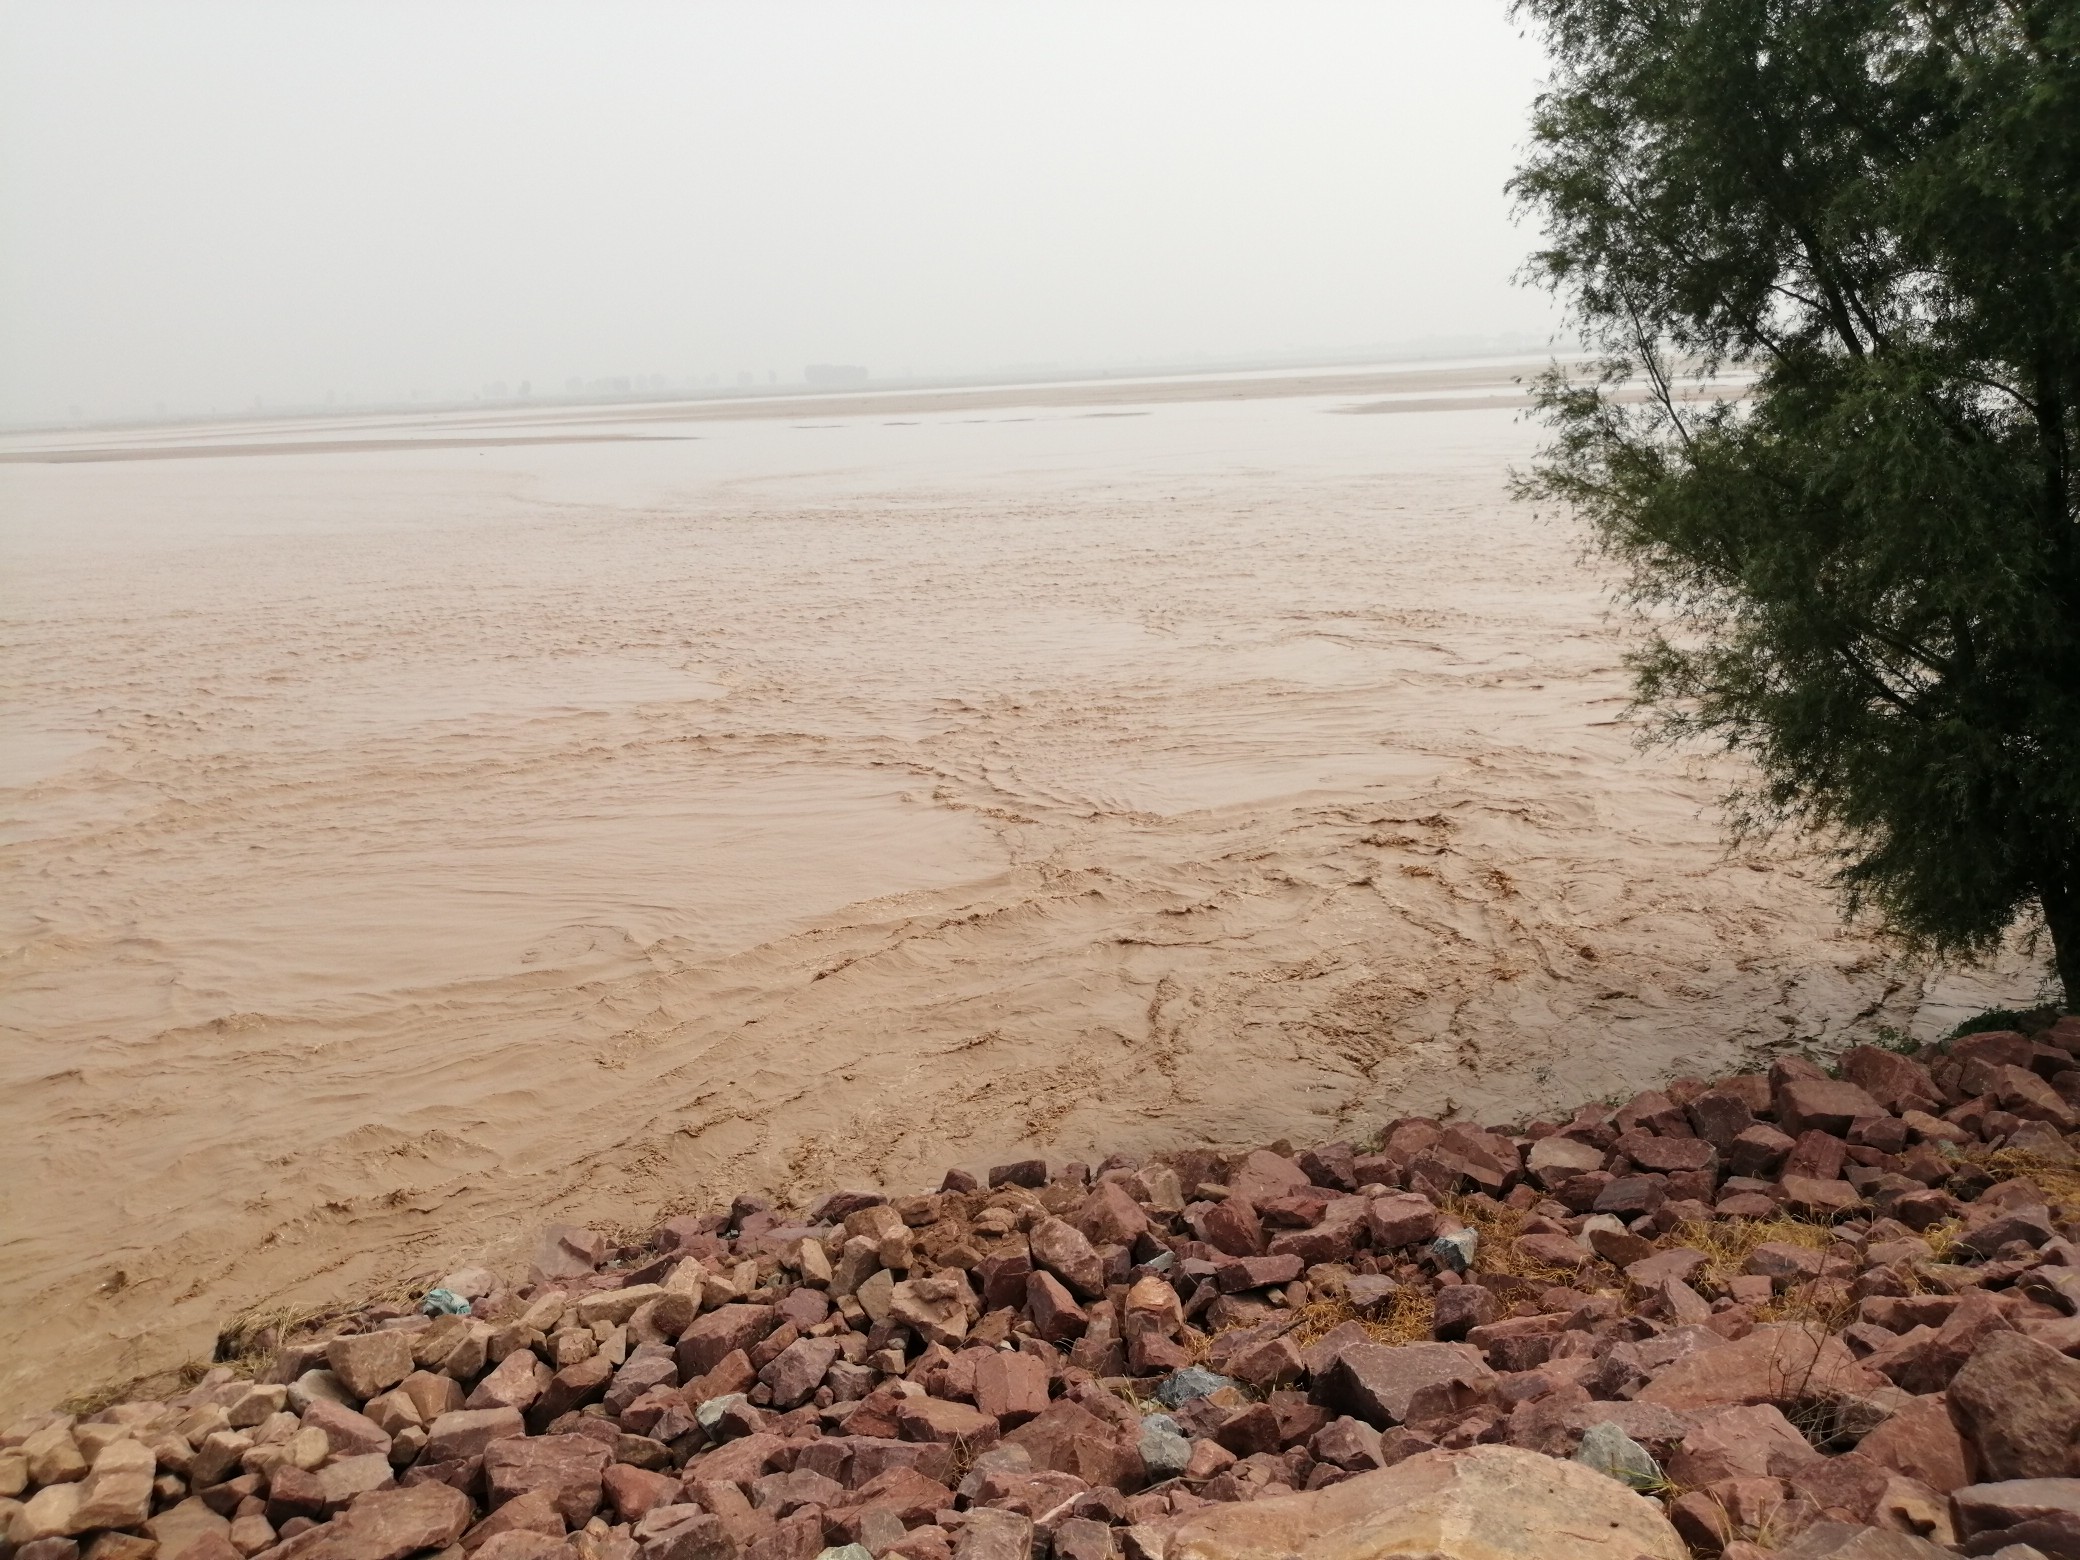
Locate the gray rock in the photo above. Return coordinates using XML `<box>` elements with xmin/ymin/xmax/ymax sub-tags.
<box><xmin>1431</xmin><ymin>1229</ymin><xmax>1479</xmax><ymax>1274</ymax></box>
<box><xmin>287</xmin><ymin>1369</ymin><xmax>353</xmax><ymax>1413</ymax></box>
<box><xmin>1155</xmin><ymin>1366</ymin><xmax>1235</xmax><ymax>1408</ymax></box>
<box><xmin>1573</xmin><ymin>1422</ymin><xmax>1662</xmax><ymax>1492</ymax></box>
<box><xmin>693</xmin><ymin>1393</ymin><xmax>747</xmax><ymax>1434</ymax></box>
<box><xmin>1139</xmin><ymin>1413</ymin><xmax>1191</xmax><ymax>1479</ymax></box>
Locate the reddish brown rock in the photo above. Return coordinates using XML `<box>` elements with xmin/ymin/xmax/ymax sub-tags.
<box><xmin>1025</xmin><ymin>1271</ymin><xmax>1088</xmax><ymax>1342</ymax></box>
<box><xmin>1431</xmin><ymin>1283</ymin><xmax>1501</xmax><ymax>1341</ymax></box>
<box><xmin>531</xmin><ymin>1353</ymin><xmax>612</xmax><ymax>1425</ymax></box>
<box><xmin>896</xmin><ymin>1398</ymin><xmax>998</xmax><ymax>1449</ymax></box>
<box><xmin>1527</xmin><ymin>1137</ymin><xmax>1606</xmax><ymax>1189</ymax></box>
<box><xmin>1781</xmin><ymin>1176</ymin><xmax>1864</xmax><ymax>1218</ymax></box>
<box><xmin>305</xmin><ymin>1484</ymin><xmax>473</xmax><ymax>1560</ymax></box>
<box><xmin>1948</xmin><ymin>1330</ymin><xmax>2080</xmax><ymax>1481</ymax></box>
<box><xmin>1783</xmin><ymin>1130</ymin><xmax>1850</xmax><ymax>1183</ymax></box>
<box><xmin>1215</xmin><ymin>1254</ymin><xmax>1304</xmax><ymax>1293</ymax></box>
<box><xmin>1076</xmin><ymin>1182</ymin><xmax>1149</xmax><ymax>1247</ymax></box>
<box><xmin>1637</xmin><ymin>1324</ymin><xmax>1884</xmax><ymax>1412</ymax></box>
<box><xmin>1667</xmin><ymin>1404</ymin><xmax>1822</xmax><ymax>1486</ymax></box>
<box><xmin>1956</xmin><ymin>1204</ymin><xmax>2057</xmax><ymax>1259</ymax></box>
<box><xmin>953</xmin><ymin>1507</ymin><xmax>1033</xmax><ymax>1560</ymax></box>
<box><xmin>1729</xmin><ymin>1124</ymin><xmax>1798</xmax><ymax>1179</ymax></box>
<box><xmin>1950</xmin><ymin>1477</ymin><xmax>2080</xmax><ymax>1556</ymax></box>
<box><xmin>482</xmin><ymin>1434</ymin><xmax>610</xmax><ymax>1528</ymax></box>
<box><xmin>302</xmin><ymin>1400</ymin><xmax>391</xmax><ymax>1459</ymax></box>
<box><xmin>1224</xmin><ymin>1335</ymin><xmax>1304</xmax><ymax>1391</ymax></box>
<box><xmin>974</xmin><ymin>1250</ymin><xmax>1033</xmax><ymax>1311</ymax></box>
<box><xmin>1625</xmin><ymin>1247</ymin><xmax>1708</xmax><ymax>1289</ymax></box>
<box><xmin>324</xmin><ymin>1334</ymin><xmax>415</xmax><ymax>1403</ymax></box>
<box><xmin>1003</xmin><ymin>1403</ymin><xmax>1144</xmax><ymax>1492</ymax></box>
<box><xmin>1988</xmin><ymin>1064</ymin><xmax>2079</xmax><ymax>1127</ymax></box>
<box><xmin>1197</xmin><ymin>1198</ymin><xmax>1263</xmax><ymax>1258</ymax></box>
<box><xmin>1364</xmin><ymin>1193</ymin><xmax>1439</xmax><ymax>1249</ymax></box>
<box><xmin>1029</xmin><ymin>1219</ymin><xmax>1107</xmax><ymax>1299</ymax></box>
<box><xmin>973</xmin><ymin>1351</ymin><xmax>1050</xmax><ymax>1428</ymax></box>
<box><xmin>1847</xmin><ymin>1394</ymin><xmax>1968</xmax><ymax>1496</ymax></box>
<box><xmin>600</xmin><ymin>1464</ymin><xmax>678</xmax><ymax>1525</ymax></box>
<box><xmin>1622</xmin><ymin>1133</ymin><xmax>1720</xmax><ymax>1176</ymax></box>
<box><xmin>756</xmin><ymin>1337</ymin><xmax>841</xmax><ymax>1410</ymax></box>
<box><xmin>1159</xmin><ymin>1444</ymin><xmax>1685</xmax><ymax>1560</ymax></box>
<box><xmin>1268</xmin><ymin>1200</ymin><xmax>1364</xmax><ymax>1265</ymax></box>
<box><xmin>1328</xmin><ymin>1343</ymin><xmax>1495</xmax><ymax>1428</ymax></box>
<box><xmin>1776</xmin><ymin>1078</ymin><xmax>1886</xmax><ymax>1137</ymax></box>
<box><xmin>1689</xmin><ymin>1089</ymin><xmax>1760</xmax><ymax>1150</ymax></box>
<box><xmin>1873</xmin><ymin>1291</ymin><xmax>2015</xmax><ymax>1396</ymax></box>
<box><xmin>316</xmin><ymin>1454</ymin><xmax>397</xmax><ymax>1513</ymax></box>
<box><xmin>1228</xmin><ymin>1150</ymin><xmax>1311</xmax><ymax>1206</ymax></box>
<box><xmin>831</xmin><ymin>1465</ymin><xmax>956</xmax><ymax>1531</ymax></box>
<box><xmin>1513</xmin><ymin>1234</ymin><xmax>1590</xmax><ymax>1273</ymax></box>
<box><xmin>464</xmin><ymin>1350</ymin><xmax>550</xmax><ymax>1414</ymax></box>
<box><xmin>460</xmin><ymin>1489</ymin><xmax>563</xmax><ymax>1554</ymax></box>
<box><xmin>1774</xmin><ymin>1519</ymin><xmax>1949</xmax><ymax>1558</ymax></box>
<box><xmin>471</xmin><ymin>1535</ymin><xmax>564</xmax><ymax>1560</ymax></box>
<box><xmin>1783</xmin><ymin>1451</ymin><xmax>1891</xmax><ymax>1525</ymax></box>
<box><xmin>674</xmin><ymin>1305</ymin><xmax>777</xmax><ymax>1379</ymax></box>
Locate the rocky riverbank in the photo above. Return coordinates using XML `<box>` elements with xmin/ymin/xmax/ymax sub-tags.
<box><xmin>6</xmin><ymin>1011</ymin><xmax>2080</xmax><ymax>1560</ymax></box>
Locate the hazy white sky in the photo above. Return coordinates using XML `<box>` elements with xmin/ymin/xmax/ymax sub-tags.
<box><xmin>0</xmin><ymin>2</ymin><xmax>1559</xmax><ymax>424</ymax></box>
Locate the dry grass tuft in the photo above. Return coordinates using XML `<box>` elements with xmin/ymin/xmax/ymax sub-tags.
<box><xmin>1917</xmin><ymin>1219</ymin><xmax>1964</xmax><ymax>1266</ymax></box>
<box><xmin>1755</xmin><ymin>1281</ymin><xmax>1858</xmax><ymax>1333</ymax></box>
<box><xmin>1439</xmin><ymin>1195</ymin><xmax>1578</xmax><ymax>1286</ymax></box>
<box><xmin>1289</xmin><ymin>1287</ymin><xmax>1433</xmax><ymax>1348</ymax></box>
<box><xmin>59</xmin><ymin>1361</ymin><xmax>208</xmax><ymax>1418</ymax></box>
<box><xmin>215</xmin><ymin>1278</ymin><xmax>425</xmax><ymax>1376</ymax></box>
<box><xmin>1672</xmin><ymin>1215</ymin><xmax>1835</xmax><ymax>1296</ymax></box>
<box><xmin>1967</xmin><ymin>1146</ymin><xmax>2080</xmax><ymax>1217</ymax></box>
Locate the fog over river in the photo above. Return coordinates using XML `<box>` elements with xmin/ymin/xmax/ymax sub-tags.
<box><xmin>0</xmin><ymin>362</ymin><xmax>2018</xmax><ymax>1415</ymax></box>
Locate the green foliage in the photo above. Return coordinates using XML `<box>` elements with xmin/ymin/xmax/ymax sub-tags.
<box><xmin>1509</xmin><ymin>0</ymin><xmax>2080</xmax><ymax>1001</ymax></box>
<box><xmin>1942</xmin><ymin>1003</ymin><xmax>2059</xmax><ymax>1042</ymax></box>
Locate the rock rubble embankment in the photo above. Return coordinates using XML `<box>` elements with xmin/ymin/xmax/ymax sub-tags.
<box><xmin>7</xmin><ymin>1015</ymin><xmax>2080</xmax><ymax>1560</ymax></box>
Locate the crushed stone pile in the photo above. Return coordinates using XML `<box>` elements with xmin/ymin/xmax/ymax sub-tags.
<box><xmin>7</xmin><ymin>1014</ymin><xmax>2080</xmax><ymax>1560</ymax></box>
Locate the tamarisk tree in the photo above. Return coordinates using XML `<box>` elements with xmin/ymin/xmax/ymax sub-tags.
<box><xmin>1510</xmin><ymin>0</ymin><xmax>2080</xmax><ymax>999</ymax></box>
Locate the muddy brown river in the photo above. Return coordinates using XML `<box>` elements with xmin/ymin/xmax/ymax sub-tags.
<box><xmin>0</xmin><ymin>362</ymin><xmax>2020</xmax><ymax>1417</ymax></box>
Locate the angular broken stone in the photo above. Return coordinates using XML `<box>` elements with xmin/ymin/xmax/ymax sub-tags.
<box><xmin>305</xmin><ymin>1481</ymin><xmax>472</xmax><ymax>1560</ymax></box>
<box><xmin>1947</xmin><ymin>1331</ymin><xmax>2080</xmax><ymax>1481</ymax></box>
<box><xmin>888</xmin><ymin>1273</ymin><xmax>972</xmax><ymax>1349</ymax></box>
<box><xmin>1574</xmin><ymin>1422</ymin><xmax>1663</xmax><ymax>1492</ymax></box>
<box><xmin>1163</xmin><ymin>1444</ymin><xmax>1685</xmax><ymax>1559</ymax></box>
<box><xmin>1637</xmin><ymin>1324</ymin><xmax>1884</xmax><ymax>1412</ymax></box>
<box><xmin>325</xmin><ymin>1332</ymin><xmax>414</xmax><ymax>1402</ymax></box>
<box><xmin>482</xmin><ymin>1434</ymin><xmax>611</xmax><ymax>1528</ymax></box>
<box><xmin>1028</xmin><ymin>1219</ymin><xmax>1106</xmax><ymax>1300</ymax></box>
<box><xmin>1330</xmin><ymin>1342</ymin><xmax>1494</xmax><ymax>1427</ymax></box>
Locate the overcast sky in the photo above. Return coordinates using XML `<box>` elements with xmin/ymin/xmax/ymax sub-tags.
<box><xmin>0</xmin><ymin>2</ymin><xmax>1560</xmax><ymax>425</ymax></box>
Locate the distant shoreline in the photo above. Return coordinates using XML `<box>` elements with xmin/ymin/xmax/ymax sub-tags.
<box><xmin>0</xmin><ymin>359</ymin><xmax>1559</xmax><ymax>463</ymax></box>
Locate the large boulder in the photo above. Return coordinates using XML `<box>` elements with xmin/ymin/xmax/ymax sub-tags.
<box><xmin>1158</xmin><ymin>1445</ymin><xmax>1685</xmax><ymax>1560</ymax></box>
<box><xmin>1636</xmin><ymin>1324</ymin><xmax>1884</xmax><ymax>1412</ymax></box>
<box><xmin>1854</xmin><ymin>1394</ymin><xmax>1971</xmax><ymax>1494</ymax></box>
<box><xmin>1950</xmin><ymin>1478</ymin><xmax>2080</xmax><ymax>1557</ymax></box>
<box><xmin>482</xmin><ymin>1434</ymin><xmax>611</xmax><ymax>1527</ymax></box>
<box><xmin>1948</xmin><ymin>1331</ymin><xmax>2080</xmax><ymax>1481</ymax></box>
<box><xmin>307</xmin><ymin>1484</ymin><xmax>473</xmax><ymax>1560</ymax></box>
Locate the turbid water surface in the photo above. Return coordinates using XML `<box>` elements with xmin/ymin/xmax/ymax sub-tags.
<box><xmin>0</xmin><ymin>361</ymin><xmax>2022</xmax><ymax>1416</ymax></box>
